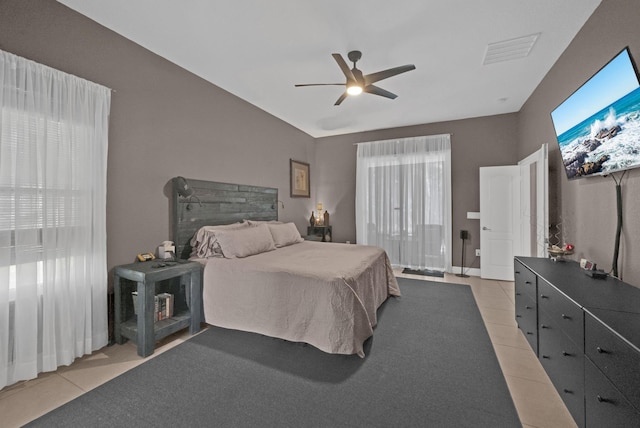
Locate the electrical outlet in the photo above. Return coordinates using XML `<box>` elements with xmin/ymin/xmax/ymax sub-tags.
<box><xmin>475</xmin><ymin>249</ymin><xmax>481</xmax><ymax>257</ymax></box>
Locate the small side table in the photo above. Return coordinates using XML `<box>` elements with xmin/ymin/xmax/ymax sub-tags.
<box><xmin>114</xmin><ymin>260</ymin><xmax>203</xmax><ymax>357</ymax></box>
<box><xmin>306</xmin><ymin>225</ymin><xmax>332</xmax><ymax>242</ymax></box>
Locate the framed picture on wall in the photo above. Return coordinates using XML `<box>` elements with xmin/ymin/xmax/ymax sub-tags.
<box><xmin>290</xmin><ymin>159</ymin><xmax>310</xmax><ymax>198</ymax></box>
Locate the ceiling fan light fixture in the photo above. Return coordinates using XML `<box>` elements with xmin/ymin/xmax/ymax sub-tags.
<box><xmin>295</xmin><ymin>51</ymin><xmax>415</xmax><ymax>105</ymax></box>
<box><xmin>347</xmin><ymin>85</ymin><xmax>363</xmax><ymax>96</ymax></box>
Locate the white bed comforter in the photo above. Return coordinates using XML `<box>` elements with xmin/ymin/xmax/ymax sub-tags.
<box><xmin>195</xmin><ymin>241</ymin><xmax>400</xmax><ymax>357</ymax></box>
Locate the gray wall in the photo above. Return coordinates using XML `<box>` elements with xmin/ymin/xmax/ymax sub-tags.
<box><xmin>0</xmin><ymin>0</ymin><xmax>315</xmax><ymax>278</ymax></box>
<box><xmin>3</xmin><ymin>0</ymin><xmax>640</xmax><ymax>287</ymax></box>
<box><xmin>519</xmin><ymin>0</ymin><xmax>640</xmax><ymax>286</ymax></box>
<box><xmin>315</xmin><ymin>114</ymin><xmax>520</xmax><ymax>270</ymax></box>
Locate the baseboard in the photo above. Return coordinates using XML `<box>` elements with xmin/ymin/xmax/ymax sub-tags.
<box><xmin>450</xmin><ymin>266</ymin><xmax>480</xmax><ymax>277</ymax></box>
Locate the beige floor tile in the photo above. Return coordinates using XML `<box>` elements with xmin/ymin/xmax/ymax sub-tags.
<box><xmin>484</xmin><ymin>322</ymin><xmax>531</xmax><ymax>350</ymax></box>
<box><xmin>472</xmin><ymin>290</ymin><xmax>514</xmax><ymax>310</ymax></box>
<box><xmin>57</xmin><ymin>342</ymin><xmax>145</xmax><ymax>392</ymax></box>
<box><xmin>57</xmin><ymin>328</ymin><xmax>197</xmax><ymax>392</ymax></box>
<box><xmin>506</xmin><ymin>374</ymin><xmax>577</xmax><ymax>428</ymax></box>
<box><xmin>469</xmin><ymin>280</ymin><xmax>509</xmax><ymax>295</ymax></box>
<box><xmin>476</xmin><ymin>305</ymin><xmax>517</xmax><ymax>327</ymax></box>
<box><xmin>493</xmin><ymin>343</ymin><xmax>550</xmax><ymax>382</ymax></box>
<box><xmin>498</xmin><ymin>281</ymin><xmax>515</xmax><ymax>301</ymax></box>
<box><xmin>0</xmin><ymin>374</ymin><xmax>84</xmax><ymax>427</ymax></box>
<box><xmin>0</xmin><ymin>371</ymin><xmax>58</xmax><ymax>401</ymax></box>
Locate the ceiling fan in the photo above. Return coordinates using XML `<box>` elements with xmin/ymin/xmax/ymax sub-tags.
<box><xmin>295</xmin><ymin>50</ymin><xmax>416</xmax><ymax>106</ymax></box>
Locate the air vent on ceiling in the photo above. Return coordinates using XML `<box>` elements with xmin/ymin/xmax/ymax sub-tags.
<box><xmin>483</xmin><ymin>33</ymin><xmax>540</xmax><ymax>65</ymax></box>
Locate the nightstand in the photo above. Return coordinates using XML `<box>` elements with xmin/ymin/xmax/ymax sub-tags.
<box><xmin>114</xmin><ymin>260</ymin><xmax>203</xmax><ymax>357</ymax></box>
<box><xmin>306</xmin><ymin>225</ymin><xmax>332</xmax><ymax>242</ymax></box>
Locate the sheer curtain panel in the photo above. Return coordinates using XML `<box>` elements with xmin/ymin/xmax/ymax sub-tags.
<box><xmin>0</xmin><ymin>50</ymin><xmax>110</xmax><ymax>389</ymax></box>
<box><xmin>356</xmin><ymin>135</ymin><xmax>451</xmax><ymax>272</ymax></box>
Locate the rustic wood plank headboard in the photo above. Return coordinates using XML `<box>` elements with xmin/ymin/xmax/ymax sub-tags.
<box><xmin>171</xmin><ymin>177</ymin><xmax>278</xmax><ymax>259</ymax></box>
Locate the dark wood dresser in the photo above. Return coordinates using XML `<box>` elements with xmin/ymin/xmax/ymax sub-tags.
<box><xmin>515</xmin><ymin>256</ymin><xmax>640</xmax><ymax>427</ymax></box>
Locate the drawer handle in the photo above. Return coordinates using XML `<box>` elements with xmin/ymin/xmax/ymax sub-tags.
<box><xmin>561</xmin><ymin>314</ymin><xmax>571</xmax><ymax>320</ymax></box>
<box><xmin>540</xmin><ymin>324</ymin><xmax>549</xmax><ymax>329</ymax></box>
<box><xmin>515</xmin><ymin>292</ymin><xmax>521</xmax><ymax>296</ymax></box>
<box><xmin>540</xmin><ymin>294</ymin><xmax>548</xmax><ymax>299</ymax></box>
<box><xmin>542</xmin><ymin>355</ymin><xmax>549</xmax><ymax>359</ymax></box>
<box><xmin>525</xmin><ymin>281</ymin><xmax>532</xmax><ymax>285</ymax></box>
<box><xmin>563</xmin><ymin>388</ymin><xmax>573</xmax><ymax>394</ymax></box>
<box><xmin>526</xmin><ymin>332</ymin><xmax>534</xmax><ymax>335</ymax></box>
<box><xmin>562</xmin><ymin>351</ymin><xmax>573</xmax><ymax>357</ymax></box>
<box><xmin>596</xmin><ymin>395</ymin><xmax>610</xmax><ymax>403</ymax></box>
<box><xmin>515</xmin><ymin>271</ymin><xmax>520</xmax><ymax>274</ymax></box>
<box><xmin>596</xmin><ymin>347</ymin><xmax>608</xmax><ymax>354</ymax></box>
<box><xmin>525</xmin><ymin>305</ymin><xmax>532</xmax><ymax>309</ymax></box>
<box><xmin>516</xmin><ymin>315</ymin><xmax>521</xmax><ymax>318</ymax></box>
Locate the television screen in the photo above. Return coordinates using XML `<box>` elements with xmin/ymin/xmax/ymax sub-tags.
<box><xmin>551</xmin><ymin>47</ymin><xmax>640</xmax><ymax>179</ymax></box>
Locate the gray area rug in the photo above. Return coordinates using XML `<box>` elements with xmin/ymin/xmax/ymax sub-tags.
<box><xmin>28</xmin><ymin>278</ymin><xmax>520</xmax><ymax>427</ymax></box>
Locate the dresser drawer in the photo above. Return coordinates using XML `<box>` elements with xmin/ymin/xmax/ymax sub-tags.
<box><xmin>538</xmin><ymin>278</ymin><xmax>583</xmax><ymax>346</ymax></box>
<box><xmin>515</xmin><ymin>292</ymin><xmax>537</xmax><ymax>355</ymax></box>
<box><xmin>539</xmin><ymin>312</ymin><xmax>585</xmax><ymax>426</ymax></box>
<box><xmin>585</xmin><ymin>357</ymin><xmax>640</xmax><ymax>426</ymax></box>
<box><xmin>514</xmin><ymin>260</ymin><xmax>537</xmax><ymax>300</ymax></box>
<box><xmin>585</xmin><ymin>313</ymin><xmax>640</xmax><ymax>411</ymax></box>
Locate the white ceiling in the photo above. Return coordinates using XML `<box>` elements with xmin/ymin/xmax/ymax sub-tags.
<box><xmin>57</xmin><ymin>0</ymin><xmax>602</xmax><ymax>138</ymax></box>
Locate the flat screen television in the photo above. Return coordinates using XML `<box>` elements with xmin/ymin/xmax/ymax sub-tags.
<box><xmin>551</xmin><ymin>47</ymin><xmax>640</xmax><ymax>179</ymax></box>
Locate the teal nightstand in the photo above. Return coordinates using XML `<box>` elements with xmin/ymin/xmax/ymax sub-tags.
<box><xmin>114</xmin><ymin>260</ymin><xmax>203</xmax><ymax>357</ymax></box>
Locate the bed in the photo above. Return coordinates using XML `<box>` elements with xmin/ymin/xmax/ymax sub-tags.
<box><xmin>171</xmin><ymin>178</ymin><xmax>400</xmax><ymax>357</ymax></box>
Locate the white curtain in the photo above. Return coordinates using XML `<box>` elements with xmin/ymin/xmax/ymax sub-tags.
<box><xmin>356</xmin><ymin>135</ymin><xmax>451</xmax><ymax>272</ymax></box>
<box><xmin>0</xmin><ymin>50</ymin><xmax>110</xmax><ymax>389</ymax></box>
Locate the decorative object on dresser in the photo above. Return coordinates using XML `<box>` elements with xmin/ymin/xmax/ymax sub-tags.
<box><xmin>515</xmin><ymin>256</ymin><xmax>640</xmax><ymax>427</ymax></box>
<box><xmin>548</xmin><ymin>243</ymin><xmax>574</xmax><ymax>262</ymax></box>
<box><xmin>290</xmin><ymin>159</ymin><xmax>310</xmax><ymax>198</ymax></box>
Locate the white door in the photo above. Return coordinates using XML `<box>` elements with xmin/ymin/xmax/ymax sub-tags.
<box><xmin>480</xmin><ymin>166</ymin><xmax>521</xmax><ymax>280</ymax></box>
<box><xmin>518</xmin><ymin>144</ymin><xmax>549</xmax><ymax>258</ymax></box>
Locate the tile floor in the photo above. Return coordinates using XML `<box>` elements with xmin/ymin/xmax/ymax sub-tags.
<box><xmin>0</xmin><ymin>272</ymin><xmax>577</xmax><ymax>427</ymax></box>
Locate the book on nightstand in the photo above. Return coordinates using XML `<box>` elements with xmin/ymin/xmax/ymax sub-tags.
<box><xmin>156</xmin><ymin>292</ymin><xmax>174</xmax><ymax>320</ymax></box>
<box><xmin>131</xmin><ymin>292</ymin><xmax>174</xmax><ymax>321</ymax></box>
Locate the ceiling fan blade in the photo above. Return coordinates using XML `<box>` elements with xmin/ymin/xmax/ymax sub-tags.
<box><xmin>295</xmin><ymin>83</ymin><xmax>344</xmax><ymax>87</ymax></box>
<box><xmin>334</xmin><ymin>92</ymin><xmax>348</xmax><ymax>106</ymax></box>
<box><xmin>364</xmin><ymin>64</ymin><xmax>416</xmax><ymax>85</ymax></box>
<box><xmin>332</xmin><ymin>53</ymin><xmax>356</xmax><ymax>83</ymax></box>
<box><xmin>364</xmin><ymin>85</ymin><xmax>397</xmax><ymax>99</ymax></box>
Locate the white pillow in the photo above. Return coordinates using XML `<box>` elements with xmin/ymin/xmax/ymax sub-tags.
<box><xmin>268</xmin><ymin>222</ymin><xmax>304</xmax><ymax>248</ymax></box>
<box><xmin>215</xmin><ymin>223</ymin><xmax>276</xmax><ymax>258</ymax></box>
<box><xmin>189</xmin><ymin>222</ymin><xmax>249</xmax><ymax>258</ymax></box>
<box><xmin>245</xmin><ymin>219</ymin><xmax>283</xmax><ymax>226</ymax></box>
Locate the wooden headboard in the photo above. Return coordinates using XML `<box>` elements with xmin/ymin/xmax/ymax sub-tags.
<box><xmin>171</xmin><ymin>177</ymin><xmax>278</xmax><ymax>259</ymax></box>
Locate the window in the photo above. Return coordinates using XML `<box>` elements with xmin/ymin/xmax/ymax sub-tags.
<box><xmin>0</xmin><ymin>49</ymin><xmax>111</xmax><ymax>389</ymax></box>
<box><xmin>355</xmin><ymin>135</ymin><xmax>452</xmax><ymax>272</ymax></box>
